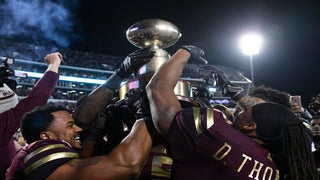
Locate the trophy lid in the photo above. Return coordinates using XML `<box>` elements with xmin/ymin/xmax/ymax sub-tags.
<box><xmin>126</xmin><ymin>19</ymin><xmax>182</xmax><ymax>49</ymax></box>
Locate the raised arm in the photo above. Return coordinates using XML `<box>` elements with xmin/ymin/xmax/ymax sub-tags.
<box><xmin>146</xmin><ymin>46</ymin><xmax>206</xmax><ymax>135</ymax></box>
<box><xmin>0</xmin><ymin>52</ymin><xmax>62</xmax><ymax>139</ymax></box>
<box><xmin>47</xmin><ymin>119</ymin><xmax>152</xmax><ymax>180</ymax></box>
<box><xmin>73</xmin><ymin>48</ymin><xmax>155</xmax><ymax>130</ymax></box>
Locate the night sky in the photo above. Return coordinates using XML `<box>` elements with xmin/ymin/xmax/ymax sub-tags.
<box><xmin>0</xmin><ymin>0</ymin><xmax>319</xmax><ymax>106</ymax></box>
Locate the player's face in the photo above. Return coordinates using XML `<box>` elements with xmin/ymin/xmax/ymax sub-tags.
<box><xmin>47</xmin><ymin>111</ymin><xmax>83</xmax><ymax>149</ymax></box>
<box><xmin>311</xmin><ymin>118</ymin><xmax>320</xmax><ymax>136</ymax></box>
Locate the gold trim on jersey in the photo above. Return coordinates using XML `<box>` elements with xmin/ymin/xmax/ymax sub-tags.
<box><xmin>193</xmin><ymin>107</ymin><xmax>203</xmax><ymax>135</ymax></box>
<box><xmin>206</xmin><ymin>108</ymin><xmax>214</xmax><ymax>128</ymax></box>
<box><xmin>193</xmin><ymin>107</ymin><xmax>215</xmax><ymax>135</ymax></box>
<box><xmin>23</xmin><ymin>152</ymin><xmax>78</xmax><ymax>175</ymax></box>
<box><xmin>24</xmin><ymin>144</ymin><xmax>67</xmax><ymax>163</ymax></box>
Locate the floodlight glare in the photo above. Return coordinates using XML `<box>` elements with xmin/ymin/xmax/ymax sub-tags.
<box><xmin>239</xmin><ymin>33</ymin><xmax>263</xmax><ymax>86</ymax></box>
<box><xmin>240</xmin><ymin>34</ymin><xmax>262</xmax><ymax>56</ymax></box>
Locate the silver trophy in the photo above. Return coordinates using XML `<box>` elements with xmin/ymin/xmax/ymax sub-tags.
<box><xmin>126</xmin><ymin>18</ymin><xmax>182</xmax><ymax>49</ymax></box>
<box><xmin>126</xmin><ymin>19</ymin><xmax>182</xmax><ymax>75</ymax></box>
<box><xmin>120</xmin><ymin>19</ymin><xmax>195</xmax><ymax>104</ymax></box>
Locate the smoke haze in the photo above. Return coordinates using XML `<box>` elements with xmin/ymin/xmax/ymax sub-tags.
<box><xmin>0</xmin><ymin>0</ymin><xmax>80</xmax><ymax>48</ymax></box>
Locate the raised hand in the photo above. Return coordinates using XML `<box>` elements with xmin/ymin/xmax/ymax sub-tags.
<box><xmin>116</xmin><ymin>47</ymin><xmax>155</xmax><ymax>78</ymax></box>
<box><xmin>180</xmin><ymin>45</ymin><xmax>208</xmax><ymax>64</ymax></box>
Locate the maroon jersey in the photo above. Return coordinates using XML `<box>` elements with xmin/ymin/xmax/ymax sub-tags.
<box><xmin>6</xmin><ymin>139</ymin><xmax>78</xmax><ymax>180</ymax></box>
<box><xmin>134</xmin><ymin>144</ymin><xmax>172</xmax><ymax>179</ymax></box>
<box><xmin>166</xmin><ymin>107</ymin><xmax>279</xmax><ymax>180</ymax></box>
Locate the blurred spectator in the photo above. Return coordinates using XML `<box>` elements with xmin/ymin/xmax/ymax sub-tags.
<box><xmin>310</xmin><ymin>115</ymin><xmax>320</xmax><ymax>175</ymax></box>
<box><xmin>308</xmin><ymin>94</ymin><xmax>320</xmax><ymax>116</ymax></box>
<box><xmin>12</xmin><ymin>129</ymin><xmax>26</xmax><ymax>152</ymax></box>
<box><xmin>311</xmin><ymin>115</ymin><xmax>320</xmax><ymax>151</ymax></box>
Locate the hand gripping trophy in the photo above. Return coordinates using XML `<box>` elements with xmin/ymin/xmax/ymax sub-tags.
<box><xmin>119</xmin><ymin>19</ymin><xmax>199</xmax><ymax>111</ymax></box>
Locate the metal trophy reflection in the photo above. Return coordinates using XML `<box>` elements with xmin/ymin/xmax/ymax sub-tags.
<box><xmin>119</xmin><ymin>19</ymin><xmax>196</xmax><ymax>105</ymax></box>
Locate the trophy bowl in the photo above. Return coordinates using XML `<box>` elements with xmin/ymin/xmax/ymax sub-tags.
<box><xmin>126</xmin><ymin>19</ymin><xmax>182</xmax><ymax>49</ymax></box>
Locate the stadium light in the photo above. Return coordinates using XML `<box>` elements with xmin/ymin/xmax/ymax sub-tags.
<box><xmin>239</xmin><ymin>33</ymin><xmax>263</xmax><ymax>86</ymax></box>
<box><xmin>15</xmin><ymin>70</ymin><xmax>106</xmax><ymax>84</ymax></box>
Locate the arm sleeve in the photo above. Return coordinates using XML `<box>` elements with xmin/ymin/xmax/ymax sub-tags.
<box><xmin>0</xmin><ymin>71</ymin><xmax>59</xmax><ymax>142</ymax></box>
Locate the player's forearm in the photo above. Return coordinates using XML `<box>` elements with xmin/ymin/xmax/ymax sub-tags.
<box><xmin>25</xmin><ymin>71</ymin><xmax>59</xmax><ymax>98</ymax></box>
<box><xmin>45</xmin><ymin>63</ymin><xmax>60</xmax><ymax>73</ymax></box>
<box><xmin>146</xmin><ymin>49</ymin><xmax>190</xmax><ymax>135</ymax></box>
<box><xmin>73</xmin><ymin>73</ymin><xmax>125</xmax><ymax>129</ymax></box>
<box><xmin>73</xmin><ymin>87</ymin><xmax>114</xmax><ymax>129</ymax></box>
<box><xmin>148</xmin><ymin>49</ymin><xmax>190</xmax><ymax>92</ymax></box>
<box><xmin>110</xmin><ymin>119</ymin><xmax>152</xmax><ymax>174</ymax></box>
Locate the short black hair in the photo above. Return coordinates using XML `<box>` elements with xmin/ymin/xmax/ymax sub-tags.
<box><xmin>308</xmin><ymin>94</ymin><xmax>320</xmax><ymax>116</ymax></box>
<box><xmin>311</xmin><ymin>115</ymin><xmax>320</xmax><ymax>120</ymax></box>
<box><xmin>21</xmin><ymin>105</ymin><xmax>67</xmax><ymax>143</ymax></box>
<box><xmin>249</xmin><ymin>85</ymin><xmax>291</xmax><ymax>108</ymax></box>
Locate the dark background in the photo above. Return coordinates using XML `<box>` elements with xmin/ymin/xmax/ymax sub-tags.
<box><xmin>0</xmin><ymin>0</ymin><xmax>319</xmax><ymax>106</ymax></box>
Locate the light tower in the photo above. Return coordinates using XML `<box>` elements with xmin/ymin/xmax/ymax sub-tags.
<box><xmin>240</xmin><ymin>33</ymin><xmax>263</xmax><ymax>86</ymax></box>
